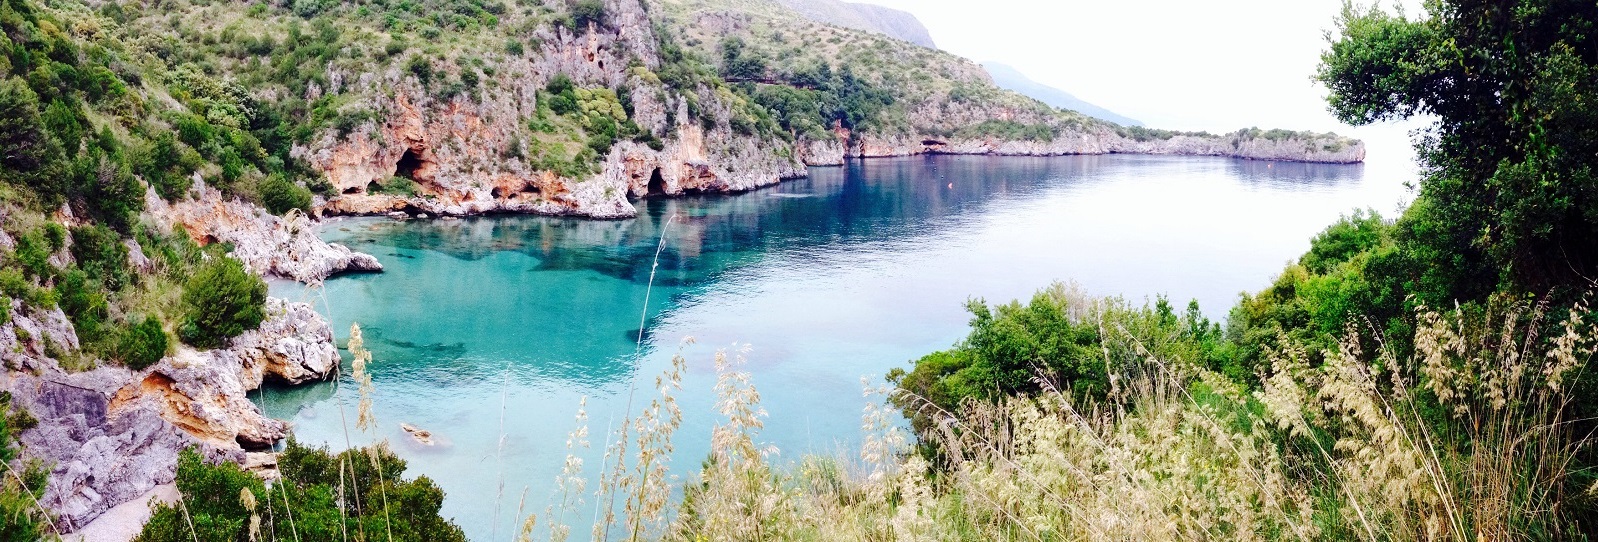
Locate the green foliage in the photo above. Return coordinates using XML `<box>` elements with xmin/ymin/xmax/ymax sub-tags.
<box><xmin>889</xmin><ymin>283</ymin><xmax>1224</xmax><ymax>433</ymax></box>
<box><xmin>720</xmin><ymin>37</ymin><xmax>767</xmax><ymax>80</ymax></box>
<box><xmin>138</xmin><ymin>443</ymin><xmax>466</xmax><ymax>542</ymax></box>
<box><xmin>568</xmin><ymin>0</ymin><xmax>606</xmax><ymax>30</ymax></box>
<box><xmin>136</xmin><ymin>132</ymin><xmax>191</xmax><ymax>200</ymax></box>
<box><xmin>954</xmin><ymin>120</ymin><xmax>1057</xmax><ymax>142</ymax></box>
<box><xmin>1316</xmin><ymin>0</ymin><xmax>1598</xmax><ymax>294</ymax></box>
<box><xmin>371</xmin><ymin>176</ymin><xmax>419</xmax><ymax>197</ymax></box>
<box><xmin>115</xmin><ymin>316</ymin><xmax>168</xmax><ymax>370</ymax></box>
<box><xmin>1115</xmin><ymin>125</ymin><xmax>1213</xmax><ymax>142</ymax></box>
<box><xmin>57</xmin><ymin>268</ymin><xmax>108</xmax><ymax>341</ymax></box>
<box><xmin>258</xmin><ymin>174</ymin><xmax>312</xmax><ymax>215</ymax></box>
<box><xmin>0</xmin><ymin>76</ymin><xmax>63</xmax><ymax>197</ymax></box>
<box><xmin>1299</xmin><ymin>208</ymin><xmax>1387</xmax><ymax>274</ymax></box>
<box><xmin>178</xmin><ymin>256</ymin><xmax>266</xmax><ymax>349</ymax></box>
<box><xmin>69</xmin><ymin>224</ymin><xmax>131</xmax><ymax>291</ymax></box>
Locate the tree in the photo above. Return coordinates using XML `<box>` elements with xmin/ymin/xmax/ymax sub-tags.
<box><xmin>1316</xmin><ymin>1</ymin><xmax>1598</xmax><ymax>297</ymax></box>
<box><xmin>178</xmin><ymin>257</ymin><xmax>267</xmax><ymax>349</ymax></box>
<box><xmin>116</xmin><ymin>316</ymin><xmax>169</xmax><ymax>370</ymax></box>
<box><xmin>0</xmin><ymin>77</ymin><xmax>63</xmax><ymax>195</ymax></box>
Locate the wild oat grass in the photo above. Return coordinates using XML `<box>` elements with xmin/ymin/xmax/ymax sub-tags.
<box><xmin>604</xmin><ymin>295</ymin><xmax>1595</xmax><ymax>542</ymax></box>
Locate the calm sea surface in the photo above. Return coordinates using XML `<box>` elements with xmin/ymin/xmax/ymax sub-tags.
<box><xmin>264</xmin><ymin>152</ymin><xmax>1414</xmax><ymax>539</ymax></box>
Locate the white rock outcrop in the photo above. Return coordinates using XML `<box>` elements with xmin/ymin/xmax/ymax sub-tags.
<box><xmin>143</xmin><ymin>181</ymin><xmax>382</xmax><ymax>282</ymax></box>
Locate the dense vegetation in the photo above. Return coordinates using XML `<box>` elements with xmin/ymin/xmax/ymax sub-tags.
<box><xmin>135</xmin><ymin>442</ymin><xmax>466</xmax><ymax>542</ymax></box>
<box><xmin>491</xmin><ymin>0</ymin><xmax>1598</xmax><ymax>539</ymax></box>
<box><xmin>0</xmin><ymin>0</ymin><xmax>273</xmax><ymax>375</ymax></box>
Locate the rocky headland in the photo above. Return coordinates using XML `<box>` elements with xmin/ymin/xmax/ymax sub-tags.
<box><xmin>285</xmin><ymin>0</ymin><xmax>1365</xmax><ymax>221</ymax></box>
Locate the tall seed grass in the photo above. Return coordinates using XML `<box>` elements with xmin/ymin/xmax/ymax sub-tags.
<box><xmin>528</xmin><ymin>294</ymin><xmax>1591</xmax><ymax>542</ymax></box>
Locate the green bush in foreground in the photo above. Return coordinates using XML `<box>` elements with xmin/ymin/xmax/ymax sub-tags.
<box><xmin>178</xmin><ymin>257</ymin><xmax>267</xmax><ymax>349</ymax></box>
<box><xmin>137</xmin><ymin>442</ymin><xmax>465</xmax><ymax>542</ymax></box>
<box><xmin>0</xmin><ymin>393</ymin><xmax>48</xmax><ymax>541</ymax></box>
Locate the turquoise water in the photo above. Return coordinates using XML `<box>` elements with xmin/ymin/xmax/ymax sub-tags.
<box><xmin>262</xmin><ymin>154</ymin><xmax>1412</xmax><ymax>539</ymax></box>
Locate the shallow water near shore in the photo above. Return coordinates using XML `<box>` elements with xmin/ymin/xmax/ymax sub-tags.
<box><xmin>262</xmin><ymin>153</ymin><xmax>1413</xmax><ymax>539</ymax></box>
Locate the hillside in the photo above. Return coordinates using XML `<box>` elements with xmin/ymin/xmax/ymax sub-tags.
<box><xmin>982</xmin><ymin>61</ymin><xmax>1143</xmax><ymax>126</ymax></box>
<box><xmin>773</xmin><ymin>0</ymin><xmax>937</xmax><ymax>48</ymax></box>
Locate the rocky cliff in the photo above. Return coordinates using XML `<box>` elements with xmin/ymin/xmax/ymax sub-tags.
<box><xmin>144</xmin><ymin>180</ymin><xmax>382</xmax><ymax>282</ymax></box>
<box><xmin>243</xmin><ymin>0</ymin><xmax>1366</xmax><ymax>221</ymax></box>
<box><xmin>4</xmin><ymin>297</ymin><xmax>338</xmax><ymax>530</ymax></box>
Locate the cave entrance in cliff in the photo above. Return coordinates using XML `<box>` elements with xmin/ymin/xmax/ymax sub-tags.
<box><xmin>395</xmin><ymin>149</ymin><xmax>424</xmax><ymax>181</ymax></box>
<box><xmin>646</xmin><ymin>168</ymin><xmax>666</xmax><ymax>197</ymax></box>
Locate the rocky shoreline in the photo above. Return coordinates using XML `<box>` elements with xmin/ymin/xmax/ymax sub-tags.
<box><xmin>4</xmin><ymin>298</ymin><xmax>339</xmax><ymax>531</ymax></box>
<box><xmin>312</xmin><ymin>128</ymin><xmax>1365</xmax><ymax>221</ymax></box>
<box><xmin>2</xmin><ymin>180</ymin><xmax>379</xmax><ymax>533</ymax></box>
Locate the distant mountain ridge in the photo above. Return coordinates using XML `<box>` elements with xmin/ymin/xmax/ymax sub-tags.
<box><xmin>774</xmin><ymin>0</ymin><xmax>937</xmax><ymax>48</ymax></box>
<box><xmin>982</xmin><ymin>62</ymin><xmax>1144</xmax><ymax>127</ymax></box>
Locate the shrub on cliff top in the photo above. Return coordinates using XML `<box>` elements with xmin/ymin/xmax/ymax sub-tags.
<box><xmin>178</xmin><ymin>256</ymin><xmax>266</xmax><ymax>349</ymax></box>
<box><xmin>258</xmin><ymin>174</ymin><xmax>312</xmax><ymax>215</ymax></box>
<box><xmin>116</xmin><ymin>316</ymin><xmax>168</xmax><ymax>370</ymax></box>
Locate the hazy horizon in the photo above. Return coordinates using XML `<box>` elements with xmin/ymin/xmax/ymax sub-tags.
<box><xmin>859</xmin><ymin>0</ymin><xmax>1425</xmax><ymax>149</ymax></box>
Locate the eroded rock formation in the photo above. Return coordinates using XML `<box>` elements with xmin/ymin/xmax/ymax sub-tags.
<box><xmin>144</xmin><ymin>180</ymin><xmax>382</xmax><ymax>282</ymax></box>
<box><xmin>4</xmin><ymin>298</ymin><xmax>338</xmax><ymax>531</ymax></box>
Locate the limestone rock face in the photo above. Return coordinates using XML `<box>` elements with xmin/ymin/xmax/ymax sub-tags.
<box><xmin>4</xmin><ymin>297</ymin><xmax>339</xmax><ymax>532</ymax></box>
<box><xmin>144</xmin><ymin>181</ymin><xmax>383</xmax><ymax>282</ymax></box>
<box><xmin>6</xmin><ymin>367</ymin><xmax>224</xmax><ymax>532</ymax></box>
<box><xmin>232</xmin><ymin>298</ymin><xmax>341</xmax><ymax>387</ymax></box>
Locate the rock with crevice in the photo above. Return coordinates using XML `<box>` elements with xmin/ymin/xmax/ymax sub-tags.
<box><xmin>5</xmin><ymin>296</ymin><xmax>340</xmax><ymax>532</ymax></box>
<box><xmin>5</xmin><ymin>366</ymin><xmax>232</xmax><ymax>533</ymax></box>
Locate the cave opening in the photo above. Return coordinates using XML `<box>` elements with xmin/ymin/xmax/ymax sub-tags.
<box><xmin>395</xmin><ymin>149</ymin><xmax>423</xmax><ymax>180</ymax></box>
<box><xmin>646</xmin><ymin>168</ymin><xmax>666</xmax><ymax>196</ymax></box>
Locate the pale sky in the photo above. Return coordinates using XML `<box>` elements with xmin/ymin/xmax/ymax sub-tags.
<box><xmin>863</xmin><ymin>0</ymin><xmax>1423</xmax><ymax>137</ymax></box>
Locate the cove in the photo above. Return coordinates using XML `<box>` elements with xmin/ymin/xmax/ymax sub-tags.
<box><xmin>262</xmin><ymin>153</ymin><xmax>1410</xmax><ymax>539</ymax></box>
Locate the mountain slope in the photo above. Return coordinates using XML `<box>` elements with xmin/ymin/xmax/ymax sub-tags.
<box><xmin>982</xmin><ymin>62</ymin><xmax>1144</xmax><ymax>126</ymax></box>
<box><xmin>774</xmin><ymin>0</ymin><xmax>937</xmax><ymax>48</ymax></box>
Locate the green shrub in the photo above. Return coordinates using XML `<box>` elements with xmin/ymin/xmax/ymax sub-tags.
<box><xmin>57</xmin><ymin>269</ymin><xmax>108</xmax><ymax>342</ymax></box>
<box><xmin>545</xmin><ymin>73</ymin><xmax>574</xmax><ymax>95</ymax></box>
<box><xmin>547</xmin><ymin>92</ymin><xmax>578</xmax><ymax>115</ymax></box>
<box><xmin>14</xmin><ymin>227</ymin><xmax>59</xmax><ymax>280</ymax></box>
<box><xmin>69</xmin><ymin>224</ymin><xmax>132</xmax><ymax>291</ymax></box>
<box><xmin>258</xmin><ymin>175</ymin><xmax>312</xmax><ymax>215</ymax></box>
<box><xmin>139</xmin><ymin>443</ymin><xmax>467</xmax><ymax>542</ymax></box>
<box><xmin>569</xmin><ymin>0</ymin><xmax>606</xmax><ymax>29</ymax></box>
<box><xmin>407</xmin><ymin>55</ymin><xmax>433</xmax><ymax>83</ymax></box>
<box><xmin>0</xmin><ymin>394</ymin><xmax>47</xmax><ymax>541</ymax></box>
<box><xmin>178</xmin><ymin>257</ymin><xmax>266</xmax><ymax>349</ymax></box>
<box><xmin>116</xmin><ymin>316</ymin><xmax>168</xmax><ymax>370</ymax></box>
